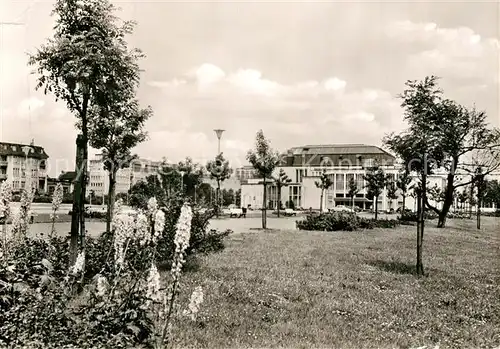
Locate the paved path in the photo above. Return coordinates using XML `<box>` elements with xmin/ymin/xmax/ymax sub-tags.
<box><xmin>26</xmin><ymin>216</ymin><xmax>301</xmax><ymax>238</ymax></box>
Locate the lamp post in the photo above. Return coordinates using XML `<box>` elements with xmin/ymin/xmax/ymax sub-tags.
<box><xmin>214</xmin><ymin>129</ymin><xmax>224</xmax><ymax>155</ymax></box>
<box><xmin>213</xmin><ymin>129</ymin><xmax>225</xmax><ymax>215</ymax></box>
<box><xmin>21</xmin><ymin>146</ymin><xmax>33</xmax><ymax>190</ymax></box>
<box><xmin>179</xmin><ymin>170</ymin><xmax>185</xmax><ymax>195</ymax></box>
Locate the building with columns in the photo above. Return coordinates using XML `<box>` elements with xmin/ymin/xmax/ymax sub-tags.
<box><xmin>241</xmin><ymin>144</ymin><xmax>400</xmax><ymax>211</ymax></box>
<box><xmin>0</xmin><ymin>141</ymin><xmax>49</xmax><ymax>193</ymax></box>
<box><xmin>240</xmin><ymin>144</ymin><xmax>500</xmax><ymax>212</ymax></box>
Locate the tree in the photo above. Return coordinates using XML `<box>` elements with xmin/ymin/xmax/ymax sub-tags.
<box><xmin>29</xmin><ymin>0</ymin><xmax>142</xmax><ymax>263</ymax></box>
<box><xmin>386</xmin><ymin>180</ymin><xmax>398</xmax><ymax>211</ymax></box>
<box><xmin>155</xmin><ymin>158</ymin><xmax>205</xmax><ymax>200</ymax></box>
<box><xmin>222</xmin><ymin>189</ymin><xmax>235</xmax><ymax>206</ymax></box>
<box><xmin>457</xmin><ymin>189</ymin><xmax>468</xmax><ymax>211</ymax></box>
<box><xmin>384</xmin><ymin>76</ymin><xmax>500</xmax><ymax>228</ymax></box>
<box><xmin>475</xmin><ymin>167</ymin><xmax>487</xmax><ymax>229</ymax></box>
<box><xmin>235</xmin><ymin>189</ymin><xmax>242</xmax><ymax>207</ymax></box>
<box><xmin>246</xmin><ymin>130</ymin><xmax>280</xmax><ymax>229</ymax></box>
<box><xmin>396</xmin><ymin>169</ymin><xmax>412</xmax><ymax>212</ymax></box>
<box><xmin>195</xmin><ymin>183</ymin><xmax>213</xmax><ymax>206</ymax></box>
<box><xmin>274</xmin><ymin>169</ymin><xmax>292</xmax><ymax>217</ymax></box>
<box><xmin>206</xmin><ymin>153</ymin><xmax>232</xmax><ymax>217</ymax></box>
<box><xmin>315</xmin><ymin>171</ymin><xmax>333</xmax><ymax>212</ymax></box>
<box><xmin>428</xmin><ymin>183</ymin><xmax>445</xmax><ymax>207</ymax></box>
<box><xmin>347</xmin><ymin>177</ymin><xmax>359</xmax><ymax>210</ymax></box>
<box><xmin>484</xmin><ymin>179</ymin><xmax>500</xmax><ymax>210</ymax></box>
<box><xmin>89</xmin><ymin>101</ymin><xmax>151</xmax><ymax>233</ymax></box>
<box><xmin>364</xmin><ymin>166</ymin><xmax>387</xmax><ymax>220</ymax></box>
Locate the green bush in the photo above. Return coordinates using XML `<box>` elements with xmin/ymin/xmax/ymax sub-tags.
<box><xmin>296</xmin><ymin>212</ymin><xmax>400</xmax><ymax>232</ymax></box>
<box><xmin>0</xmin><ymin>237</ymin><xmax>153</xmax><ymax>348</ymax></box>
<box><xmin>481</xmin><ymin>210</ymin><xmax>500</xmax><ymax>217</ymax></box>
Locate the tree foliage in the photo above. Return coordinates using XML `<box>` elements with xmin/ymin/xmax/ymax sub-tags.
<box><xmin>315</xmin><ymin>171</ymin><xmax>333</xmax><ymax>212</ymax></box>
<box><xmin>396</xmin><ymin>169</ymin><xmax>412</xmax><ymax>211</ymax></box>
<box><xmin>247</xmin><ymin>130</ymin><xmax>280</xmax><ymax>229</ymax></box>
<box><xmin>274</xmin><ymin>169</ymin><xmax>292</xmax><ymax>216</ymax></box>
<box><xmin>347</xmin><ymin>177</ymin><xmax>359</xmax><ymax>209</ymax></box>
<box><xmin>29</xmin><ymin>0</ymin><xmax>145</xmax><ymax>261</ymax></box>
<box><xmin>364</xmin><ymin>166</ymin><xmax>387</xmax><ymax>220</ymax></box>
<box><xmin>384</xmin><ymin>76</ymin><xmax>500</xmax><ymax>228</ymax></box>
<box><xmin>128</xmin><ymin>158</ymin><xmax>205</xmax><ymax>209</ymax></box>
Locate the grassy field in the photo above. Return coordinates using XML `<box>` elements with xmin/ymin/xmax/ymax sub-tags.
<box><xmin>172</xmin><ymin>217</ymin><xmax>499</xmax><ymax>349</ymax></box>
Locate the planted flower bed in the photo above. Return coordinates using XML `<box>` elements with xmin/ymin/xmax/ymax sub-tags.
<box><xmin>296</xmin><ymin>211</ymin><xmax>400</xmax><ymax>232</ymax></box>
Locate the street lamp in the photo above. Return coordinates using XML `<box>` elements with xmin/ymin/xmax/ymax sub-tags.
<box><xmin>179</xmin><ymin>170</ymin><xmax>185</xmax><ymax>194</ymax></box>
<box><xmin>21</xmin><ymin>145</ymin><xmax>33</xmax><ymax>189</ymax></box>
<box><xmin>214</xmin><ymin>129</ymin><xmax>225</xmax><ymax>155</ymax></box>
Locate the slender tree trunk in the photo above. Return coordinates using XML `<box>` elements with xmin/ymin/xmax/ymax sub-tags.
<box><xmin>416</xmin><ymin>188</ymin><xmax>423</xmax><ymax>276</ymax></box>
<box><xmin>70</xmin><ymin>134</ymin><xmax>84</xmax><ymax>264</ymax></box>
<box><xmin>79</xmin><ymin>132</ymin><xmax>88</xmax><ymax>255</ymax></box>
<box><xmin>437</xmin><ymin>173</ymin><xmax>455</xmax><ymax>228</ymax></box>
<box><xmin>477</xmin><ymin>197</ymin><xmax>481</xmax><ymax>229</ymax></box>
<box><xmin>262</xmin><ymin>179</ymin><xmax>267</xmax><ymax>229</ymax></box>
<box><xmin>216</xmin><ymin>179</ymin><xmax>220</xmax><ymax>218</ymax></box>
<box><xmin>106</xmin><ymin>170</ymin><xmax>117</xmax><ymax>234</ymax></box>
<box><xmin>320</xmin><ymin>189</ymin><xmax>324</xmax><ymax>212</ymax></box>
<box><xmin>416</xmin><ymin>170</ymin><xmax>427</xmax><ymax>276</ymax></box>
<box><xmin>469</xmin><ymin>183</ymin><xmax>474</xmax><ymax>219</ymax></box>
<box><xmin>351</xmin><ymin>196</ymin><xmax>354</xmax><ymax>210</ymax></box>
<box><xmin>402</xmin><ymin>194</ymin><xmax>406</xmax><ymax>212</ymax></box>
<box><xmin>277</xmin><ymin>186</ymin><xmax>281</xmax><ymax>218</ymax></box>
<box><xmin>374</xmin><ymin>195</ymin><xmax>378</xmax><ymax>220</ymax></box>
<box><xmin>477</xmin><ymin>178</ymin><xmax>482</xmax><ymax>230</ymax></box>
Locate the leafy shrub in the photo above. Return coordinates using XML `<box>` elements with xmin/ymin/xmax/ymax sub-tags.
<box><xmin>364</xmin><ymin>218</ymin><xmax>400</xmax><ymax>229</ymax></box>
<box><xmin>296</xmin><ymin>212</ymin><xmax>400</xmax><ymax>232</ymax></box>
<box><xmin>296</xmin><ymin>212</ymin><xmax>359</xmax><ymax>231</ymax></box>
<box><xmin>398</xmin><ymin>210</ymin><xmax>438</xmax><ymax>222</ymax></box>
<box><xmin>1</xmin><ymin>200</ymin><xmax>208</xmax><ymax>348</ymax></box>
<box><xmin>0</xmin><ymin>236</ymin><xmax>154</xmax><ymax>348</ymax></box>
<box><xmin>481</xmin><ymin>210</ymin><xmax>500</xmax><ymax>217</ymax></box>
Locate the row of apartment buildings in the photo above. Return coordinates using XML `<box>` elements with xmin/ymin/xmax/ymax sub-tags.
<box><xmin>0</xmin><ymin>142</ymin><xmax>164</xmax><ymax>197</ymax></box>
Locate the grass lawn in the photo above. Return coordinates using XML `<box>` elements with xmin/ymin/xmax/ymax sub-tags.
<box><xmin>172</xmin><ymin>217</ymin><xmax>499</xmax><ymax>349</ymax></box>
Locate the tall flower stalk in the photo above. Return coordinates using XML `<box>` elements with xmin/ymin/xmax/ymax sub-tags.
<box><xmin>50</xmin><ymin>183</ymin><xmax>64</xmax><ymax>238</ymax></box>
<box><xmin>11</xmin><ymin>185</ymin><xmax>35</xmax><ymax>241</ymax></box>
<box><xmin>157</xmin><ymin>203</ymin><xmax>193</xmax><ymax>348</ymax></box>
<box><xmin>0</xmin><ymin>182</ymin><xmax>13</xmax><ymax>260</ymax></box>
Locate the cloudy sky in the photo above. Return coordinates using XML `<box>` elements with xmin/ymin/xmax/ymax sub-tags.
<box><xmin>1</xmin><ymin>0</ymin><xmax>499</xmax><ymax>176</ymax></box>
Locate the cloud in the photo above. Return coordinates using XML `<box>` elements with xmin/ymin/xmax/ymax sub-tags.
<box><xmin>147</xmin><ymin>63</ymin><xmax>401</xmax><ymax>161</ymax></box>
<box><xmin>385</xmin><ymin>20</ymin><xmax>499</xmax><ymax>83</ymax></box>
<box><xmin>324</xmin><ymin>77</ymin><xmax>347</xmax><ymax>92</ymax></box>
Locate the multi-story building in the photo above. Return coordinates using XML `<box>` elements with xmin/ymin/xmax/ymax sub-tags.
<box><xmin>0</xmin><ymin>141</ymin><xmax>49</xmax><ymax>193</ymax></box>
<box><xmin>234</xmin><ymin>165</ymin><xmax>259</xmax><ymax>181</ymax></box>
<box><xmin>241</xmin><ymin>144</ymin><xmax>399</xmax><ymax>210</ymax></box>
<box><xmin>88</xmin><ymin>154</ymin><xmax>162</xmax><ymax>197</ymax></box>
<box><xmin>240</xmin><ymin>143</ymin><xmax>500</xmax><ymax>212</ymax></box>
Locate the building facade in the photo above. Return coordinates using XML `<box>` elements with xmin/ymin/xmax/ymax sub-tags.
<box><xmin>88</xmin><ymin>154</ymin><xmax>162</xmax><ymax>197</ymax></box>
<box><xmin>241</xmin><ymin>144</ymin><xmax>400</xmax><ymax>211</ymax></box>
<box><xmin>240</xmin><ymin>144</ymin><xmax>500</xmax><ymax>212</ymax></box>
<box><xmin>0</xmin><ymin>141</ymin><xmax>49</xmax><ymax>193</ymax></box>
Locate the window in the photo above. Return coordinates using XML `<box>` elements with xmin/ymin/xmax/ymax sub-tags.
<box><xmin>356</xmin><ymin>174</ymin><xmax>364</xmax><ymax>190</ymax></box>
<box><xmin>346</xmin><ymin>173</ymin><xmax>354</xmax><ymax>187</ymax></box>
<box><xmin>296</xmin><ymin>169</ymin><xmax>305</xmax><ymax>183</ymax></box>
<box><xmin>288</xmin><ymin>185</ymin><xmax>302</xmax><ymax>208</ymax></box>
<box><xmin>364</xmin><ymin>158</ymin><xmax>375</xmax><ymax>168</ymax></box>
<box><xmin>335</xmin><ymin>174</ymin><xmax>344</xmax><ymax>192</ymax></box>
<box><xmin>13</xmin><ymin>168</ymin><xmax>20</xmax><ymax>178</ymax></box>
